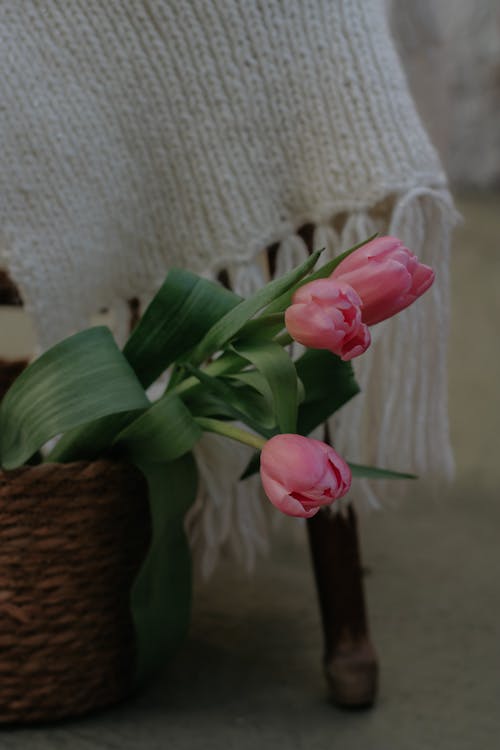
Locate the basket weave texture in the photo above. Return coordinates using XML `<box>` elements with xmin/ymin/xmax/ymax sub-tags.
<box><xmin>0</xmin><ymin>459</ymin><xmax>150</xmax><ymax>723</ymax></box>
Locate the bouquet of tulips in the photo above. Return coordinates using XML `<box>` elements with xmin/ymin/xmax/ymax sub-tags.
<box><xmin>0</xmin><ymin>234</ymin><xmax>433</xmax><ymax>680</ymax></box>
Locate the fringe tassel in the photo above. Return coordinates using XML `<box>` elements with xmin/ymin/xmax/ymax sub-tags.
<box><xmin>187</xmin><ymin>433</ymin><xmax>272</xmax><ymax>578</ymax></box>
<box><xmin>330</xmin><ymin>188</ymin><xmax>457</xmax><ymax>510</ymax></box>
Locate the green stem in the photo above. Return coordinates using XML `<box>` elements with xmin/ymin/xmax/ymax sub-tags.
<box><xmin>195</xmin><ymin>417</ymin><xmax>267</xmax><ymax>451</ymax></box>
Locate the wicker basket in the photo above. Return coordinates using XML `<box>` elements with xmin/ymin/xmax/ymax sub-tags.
<box><xmin>0</xmin><ymin>459</ymin><xmax>150</xmax><ymax>723</ymax></box>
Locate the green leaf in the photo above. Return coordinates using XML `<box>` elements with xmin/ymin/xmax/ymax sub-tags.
<box><xmin>189</xmin><ymin>250</ymin><xmax>322</xmax><ymax>365</ymax></box>
<box><xmin>124</xmin><ymin>269</ymin><xmax>241</xmax><ymax>388</ymax></box>
<box><xmin>180</xmin><ymin>389</ymin><xmax>235</xmax><ymax>421</ymax></box>
<box><xmin>236</xmin><ymin>313</ymin><xmax>286</xmax><ymax>342</ymax></box>
<box><xmin>119</xmin><ymin>400</ymin><xmax>202</xmax><ymax>681</ymax></box>
<box><xmin>240</xmin><ymin>451</ymin><xmax>261</xmax><ymax>480</ymax></box>
<box><xmin>233</xmin><ymin>340</ymin><xmax>298</xmax><ymax>434</ymax></box>
<box><xmin>225</xmin><ymin>370</ymin><xmax>274</xmax><ymax>406</ymax></box>
<box><xmin>115</xmin><ymin>393</ymin><xmax>202</xmax><ymax>463</ymax></box>
<box><xmin>48</xmin><ymin>272</ymin><xmax>240</xmax><ymax>462</ymax></box>
<box><xmin>173</xmin><ymin>350</ymin><xmax>249</xmax><ymax>395</ymax></box>
<box><xmin>183</xmin><ymin>364</ymin><xmax>275</xmax><ymax>438</ymax></box>
<box><xmin>0</xmin><ymin>328</ymin><xmax>149</xmax><ymax>470</ymax></box>
<box><xmin>348</xmin><ymin>463</ymin><xmax>417</xmax><ymax>480</ymax></box>
<box><xmin>264</xmin><ymin>234</ymin><xmax>378</xmax><ymax>315</ymax></box>
<box><xmin>188</xmin><ymin>383</ymin><xmax>276</xmax><ymax>429</ymax></box>
<box><xmin>227</xmin><ymin>366</ymin><xmax>305</xmax><ymax>412</ymax></box>
<box><xmin>131</xmin><ymin>452</ymin><xmax>198</xmax><ymax>683</ymax></box>
<box><xmin>47</xmin><ymin>412</ymin><xmax>134</xmax><ymax>464</ymax></box>
<box><xmin>295</xmin><ymin>349</ymin><xmax>360</xmax><ymax>436</ymax></box>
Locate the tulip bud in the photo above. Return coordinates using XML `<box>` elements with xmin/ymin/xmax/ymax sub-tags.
<box><xmin>260</xmin><ymin>434</ymin><xmax>351</xmax><ymax>518</ymax></box>
<box><xmin>332</xmin><ymin>236</ymin><xmax>435</xmax><ymax>326</ymax></box>
<box><xmin>284</xmin><ymin>279</ymin><xmax>370</xmax><ymax>361</ymax></box>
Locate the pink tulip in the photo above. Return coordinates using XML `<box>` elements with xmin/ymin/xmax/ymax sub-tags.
<box><xmin>260</xmin><ymin>434</ymin><xmax>351</xmax><ymax>518</ymax></box>
<box><xmin>284</xmin><ymin>279</ymin><xmax>371</xmax><ymax>361</ymax></box>
<box><xmin>331</xmin><ymin>236</ymin><xmax>435</xmax><ymax>325</ymax></box>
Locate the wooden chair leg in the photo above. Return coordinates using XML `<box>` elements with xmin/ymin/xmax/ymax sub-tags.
<box><xmin>0</xmin><ymin>270</ymin><xmax>23</xmax><ymax>306</ymax></box>
<box><xmin>0</xmin><ymin>270</ymin><xmax>28</xmax><ymax>400</ymax></box>
<box><xmin>0</xmin><ymin>358</ymin><xmax>28</xmax><ymax>400</ymax></box>
<box><xmin>307</xmin><ymin>505</ymin><xmax>378</xmax><ymax>708</ymax></box>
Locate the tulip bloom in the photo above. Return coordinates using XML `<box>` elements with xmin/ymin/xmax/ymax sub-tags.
<box><xmin>260</xmin><ymin>434</ymin><xmax>351</xmax><ymax>518</ymax></box>
<box><xmin>331</xmin><ymin>236</ymin><xmax>435</xmax><ymax>326</ymax></box>
<box><xmin>284</xmin><ymin>279</ymin><xmax>370</xmax><ymax>361</ymax></box>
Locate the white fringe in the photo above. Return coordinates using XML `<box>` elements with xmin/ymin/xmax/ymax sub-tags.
<box><xmin>186</xmin><ymin>433</ymin><xmax>272</xmax><ymax>578</ymax></box>
<box><xmin>187</xmin><ymin>188</ymin><xmax>458</xmax><ymax>576</ymax></box>
<box><xmin>331</xmin><ymin>188</ymin><xmax>457</xmax><ymax>509</ymax></box>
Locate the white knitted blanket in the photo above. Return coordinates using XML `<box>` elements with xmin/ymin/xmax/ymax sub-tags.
<box><xmin>0</xmin><ymin>0</ymin><xmax>457</xmax><ymax>575</ymax></box>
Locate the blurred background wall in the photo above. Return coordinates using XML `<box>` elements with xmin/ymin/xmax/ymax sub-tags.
<box><xmin>393</xmin><ymin>0</ymin><xmax>500</xmax><ymax>190</ymax></box>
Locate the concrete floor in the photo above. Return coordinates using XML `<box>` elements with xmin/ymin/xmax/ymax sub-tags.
<box><xmin>0</xmin><ymin>193</ymin><xmax>499</xmax><ymax>748</ymax></box>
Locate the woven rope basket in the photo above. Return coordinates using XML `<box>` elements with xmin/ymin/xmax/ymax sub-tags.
<box><xmin>0</xmin><ymin>459</ymin><xmax>150</xmax><ymax>723</ymax></box>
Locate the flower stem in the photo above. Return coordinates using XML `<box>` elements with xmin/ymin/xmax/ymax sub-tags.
<box><xmin>195</xmin><ymin>417</ymin><xmax>266</xmax><ymax>451</ymax></box>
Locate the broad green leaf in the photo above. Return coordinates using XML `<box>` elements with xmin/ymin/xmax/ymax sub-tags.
<box><xmin>226</xmin><ymin>369</ymin><xmax>305</xmax><ymax>413</ymax></box>
<box><xmin>131</xmin><ymin>452</ymin><xmax>197</xmax><ymax>682</ymax></box>
<box><xmin>295</xmin><ymin>349</ymin><xmax>360</xmax><ymax>436</ymax></box>
<box><xmin>264</xmin><ymin>234</ymin><xmax>378</xmax><ymax>315</ymax></box>
<box><xmin>180</xmin><ymin>389</ymin><xmax>235</xmax><ymax>421</ymax></box>
<box><xmin>185</xmin><ymin>381</ymin><xmax>276</xmax><ymax>429</ymax></box>
<box><xmin>189</xmin><ymin>250</ymin><xmax>322</xmax><ymax>365</ymax></box>
<box><xmin>124</xmin><ymin>269</ymin><xmax>241</xmax><ymax>387</ymax></box>
<box><xmin>236</xmin><ymin>313</ymin><xmax>285</xmax><ymax>342</ymax></box>
<box><xmin>225</xmin><ymin>370</ymin><xmax>274</xmax><ymax>405</ymax></box>
<box><xmin>115</xmin><ymin>393</ymin><xmax>202</xmax><ymax>463</ymax></box>
<box><xmin>47</xmin><ymin>411</ymin><xmax>141</xmax><ymax>464</ymax></box>
<box><xmin>233</xmin><ymin>340</ymin><xmax>298</xmax><ymax>434</ymax></box>
<box><xmin>348</xmin><ymin>463</ymin><xmax>417</xmax><ymax>480</ymax></box>
<box><xmin>171</xmin><ymin>350</ymin><xmax>249</xmax><ymax>398</ymax></box>
<box><xmin>48</xmin><ymin>272</ymin><xmax>240</xmax><ymax>462</ymax></box>
<box><xmin>0</xmin><ymin>327</ymin><xmax>149</xmax><ymax>470</ymax></box>
<box><xmin>183</xmin><ymin>364</ymin><xmax>275</xmax><ymax>438</ymax></box>
<box><xmin>180</xmin><ymin>366</ymin><xmax>275</xmax><ymax>426</ymax></box>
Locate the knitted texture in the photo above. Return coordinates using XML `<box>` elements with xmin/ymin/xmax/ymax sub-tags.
<box><xmin>0</xmin><ymin>0</ymin><xmax>457</xmax><ymax>573</ymax></box>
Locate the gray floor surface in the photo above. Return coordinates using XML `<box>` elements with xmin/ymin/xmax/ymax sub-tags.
<box><xmin>0</xmin><ymin>193</ymin><xmax>499</xmax><ymax>748</ymax></box>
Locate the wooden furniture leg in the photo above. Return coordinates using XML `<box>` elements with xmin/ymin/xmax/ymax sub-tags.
<box><xmin>0</xmin><ymin>270</ymin><xmax>28</xmax><ymax>399</ymax></box>
<box><xmin>0</xmin><ymin>358</ymin><xmax>28</xmax><ymax>400</ymax></box>
<box><xmin>0</xmin><ymin>270</ymin><xmax>23</xmax><ymax>306</ymax></box>
<box><xmin>307</xmin><ymin>505</ymin><xmax>378</xmax><ymax>708</ymax></box>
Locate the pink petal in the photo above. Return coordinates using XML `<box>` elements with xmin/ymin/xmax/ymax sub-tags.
<box><xmin>261</xmin><ymin>434</ymin><xmax>329</xmax><ymax>492</ymax></box>
<box><xmin>332</xmin><ymin>236</ymin><xmax>403</xmax><ymax>275</ymax></box>
<box><xmin>410</xmin><ymin>263</ymin><xmax>435</xmax><ymax>297</ymax></box>
<box><xmin>339</xmin><ymin>323</ymin><xmax>371</xmax><ymax>361</ymax></box>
